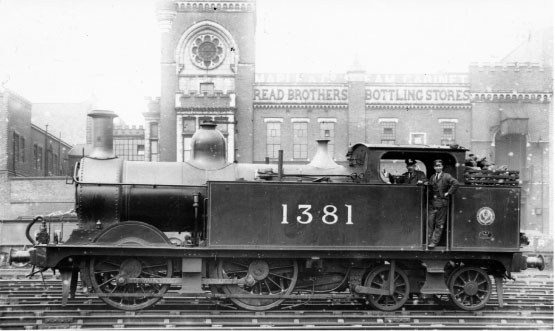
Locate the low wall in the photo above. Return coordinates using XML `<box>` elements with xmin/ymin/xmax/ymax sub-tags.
<box><xmin>1</xmin><ymin>176</ymin><xmax>75</xmax><ymax>219</ymax></box>
<box><xmin>0</xmin><ymin>218</ymin><xmax>79</xmax><ymax>254</ymax></box>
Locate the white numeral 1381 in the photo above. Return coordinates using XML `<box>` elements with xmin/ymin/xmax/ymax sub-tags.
<box><xmin>281</xmin><ymin>204</ymin><xmax>353</xmax><ymax>225</ymax></box>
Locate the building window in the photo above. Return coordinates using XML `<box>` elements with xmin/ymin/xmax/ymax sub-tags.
<box><xmin>319</xmin><ymin>121</ymin><xmax>335</xmax><ymax>158</ymax></box>
<box><xmin>441</xmin><ymin>122</ymin><xmax>456</xmax><ymax>145</ymax></box>
<box><xmin>13</xmin><ymin>132</ymin><xmax>20</xmax><ymax>164</ymax></box>
<box><xmin>150</xmin><ymin>140</ymin><xmax>159</xmax><ymax>162</ymax></box>
<box><xmin>20</xmin><ymin>136</ymin><xmax>25</xmax><ymax>162</ymax></box>
<box><xmin>182</xmin><ymin>117</ymin><xmax>196</xmax><ymax>162</ymax></box>
<box><xmin>114</xmin><ymin>138</ymin><xmax>145</xmax><ymax>161</ymax></box>
<box><xmin>47</xmin><ymin>147</ymin><xmax>53</xmax><ymax>175</ymax></box>
<box><xmin>410</xmin><ymin>133</ymin><xmax>427</xmax><ymax>145</ymax></box>
<box><xmin>137</xmin><ymin>144</ymin><xmax>145</xmax><ymax>156</ymax></box>
<box><xmin>33</xmin><ymin>144</ymin><xmax>38</xmax><ymax>169</ymax></box>
<box><xmin>62</xmin><ymin>156</ymin><xmax>68</xmax><ymax>176</ymax></box>
<box><xmin>200</xmin><ymin>82</ymin><xmax>214</xmax><ymax>94</ymax></box>
<box><xmin>215</xmin><ymin>116</ymin><xmax>229</xmax><ymax>135</ymax></box>
<box><xmin>53</xmin><ymin>154</ymin><xmax>58</xmax><ymax>174</ymax></box>
<box><xmin>380</xmin><ymin>121</ymin><xmax>396</xmax><ymax>144</ymax></box>
<box><xmin>38</xmin><ymin>146</ymin><xmax>43</xmax><ymax>170</ymax></box>
<box><xmin>183</xmin><ymin>117</ymin><xmax>196</xmax><ymax>134</ymax></box>
<box><xmin>293</xmin><ymin>122</ymin><xmax>308</xmax><ymax>159</ymax></box>
<box><xmin>149</xmin><ymin>122</ymin><xmax>159</xmax><ymax>162</ymax></box>
<box><xmin>150</xmin><ymin>122</ymin><xmax>159</xmax><ymax>139</ymax></box>
<box><xmin>183</xmin><ymin>136</ymin><xmax>193</xmax><ymax>161</ymax></box>
<box><xmin>266</xmin><ymin>121</ymin><xmax>281</xmax><ymax>159</ymax></box>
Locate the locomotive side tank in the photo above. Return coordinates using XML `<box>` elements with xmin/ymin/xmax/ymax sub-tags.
<box><xmin>11</xmin><ymin>109</ymin><xmax>545</xmax><ymax>313</ymax></box>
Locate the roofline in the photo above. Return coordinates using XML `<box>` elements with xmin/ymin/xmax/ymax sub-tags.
<box><xmin>31</xmin><ymin>124</ymin><xmax>73</xmax><ymax>148</ymax></box>
<box><xmin>350</xmin><ymin>143</ymin><xmax>469</xmax><ymax>152</ymax></box>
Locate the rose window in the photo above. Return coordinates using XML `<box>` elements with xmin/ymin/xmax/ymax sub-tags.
<box><xmin>190</xmin><ymin>34</ymin><xmax>225</xmax><ymax>70</ymax></box>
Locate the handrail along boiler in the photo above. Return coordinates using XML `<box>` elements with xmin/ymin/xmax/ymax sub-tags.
<box><xmin>10</xmin><ymin>110</ymin><xmax>545</xmax><ymax>311</ymax></box>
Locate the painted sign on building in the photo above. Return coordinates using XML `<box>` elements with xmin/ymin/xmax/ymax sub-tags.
<box><xmin>365</xmin><ymin>73</ymin><xmax>469</xmax><ymax>84</ymax></box>
<box><xmin>255</xmin><ymin>73</ymin><xmax>469</xmax><ymax>85</ymax></box>
<box><xmin>254</xmin><ymin>86</ymin><xmax>348</xmax><ymax>103</ymax></box>
<box><xmin>255</xmin><ymin>73</ymin><xmax>346</xmax><ymax>84</ymax></box>
<box><xmin>365</xmin><ymin>86</ymin><xmax>471</xmax><ymax>104</ymax></box>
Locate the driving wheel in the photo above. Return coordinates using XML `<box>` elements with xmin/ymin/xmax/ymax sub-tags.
<box><xmin>85</xmin><ymin>221</ymin><xmax>174</xmax><ymax>310</ymax></box>
<box><xmin>364</xmin><ymin>264</ymin><xmax>410</xmax><ymax>311</ymax></box>
<box><xmin>86</xmin><ymin>256</ymin><xmax>172</xmax><ymax>310</ymax></box>
<box><xmin>217</xmin><ymin>258</ymin><xmax>298</xmax><ymax>310</ymax></box>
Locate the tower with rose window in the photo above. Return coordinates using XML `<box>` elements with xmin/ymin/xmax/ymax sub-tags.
<box><xmin>149</xmin><ymin>0</ymin><xmax>256</xmax><ymax>162</ymax></box>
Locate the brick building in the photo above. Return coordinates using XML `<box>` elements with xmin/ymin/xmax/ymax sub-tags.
<box><xmin>0</xmin><ymin>89</ymin><xmax>75</xmax><ymax>223</ymax></box>
<box><xmin>0</xmin><ymin>89</ymin><xmax>73</xmax><ymax>178</ymax></box>
<box><xmin>150</xmin><ymin>0</ymin><xmax>551</xmax><ymax>235</ymax></box>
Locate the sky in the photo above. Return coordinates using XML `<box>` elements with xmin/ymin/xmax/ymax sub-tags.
<box><xmin>0</xmin><ymin>0</ymin><xmax>552</xmax><ymax>124</ymax></box>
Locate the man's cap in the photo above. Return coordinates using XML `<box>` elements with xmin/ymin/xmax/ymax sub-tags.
<box><xmin>405</xmin><ymin>158</ymin><xmax>417</xmax><ymax>165</ymax></box>
<box><xmin>433</xmin><ymin>159</ymin><xmax>443</xmax><ymax>166</ymax></box>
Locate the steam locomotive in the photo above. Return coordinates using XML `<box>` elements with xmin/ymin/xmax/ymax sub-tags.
<box><xmin>9</xmin><ymin>110</ymin><xmax>544</xmax><ymax>311</ymax></box>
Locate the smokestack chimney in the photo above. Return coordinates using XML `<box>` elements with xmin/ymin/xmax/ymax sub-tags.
<box><xmin>308</xmin><ymin>139</ymin><xmax>339</xmax><ymax>169</ymax></box>
<box><xmin>88</xmin><ymin>110</ymin><xmax>117</xmax><ymax>159</ymax></box>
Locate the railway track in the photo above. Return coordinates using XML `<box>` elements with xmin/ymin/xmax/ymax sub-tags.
<box><xmin>0</xmin><ymin>268</ymin><xmax>552</xmax><ymax>330</ymax></box>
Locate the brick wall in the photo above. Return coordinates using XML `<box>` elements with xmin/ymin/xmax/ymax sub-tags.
<box><xmin>0</xmin><ymin>91</ymin><xmax>8</xmax><ymax>174</ymax></box>
<box><xmin>30</xmin><ymin>126</ymin><xmax>72</xmax><ymax>176</ymax></box>
<box><xmin>366</xmin><ymin>108</ymin><xmax>472</xmax><ymax>147</ymax></box>
<box><xmin>469</xmin><ymin>64</ymin><xmax>552</xmax><ymax>235</ymax></box>
<box><xmin>0</xmin><ymin>90</ymin><xmax>72</xmax><ymax>178</ymax></box>
<box><xmin>0</xmin><ymin>219</ymin><xmax>79</xmax><ymax>250</ymax></box>
<box><xmin>6</xmin><ymin>92</ymin><xmax>32</xmax><ymax>176</ymax></box>
<box><xmin>253</xmin><ymin>107</ymin><xmax>349</xmax><ymax>163</ymax></box>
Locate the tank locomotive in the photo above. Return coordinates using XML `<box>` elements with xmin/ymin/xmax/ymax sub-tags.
<box><xmin>10</xmin><ymin>110</ymin><xmax>545</xmax><ymax>311</ymax></box>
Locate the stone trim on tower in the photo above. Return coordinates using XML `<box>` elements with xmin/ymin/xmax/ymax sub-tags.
<box><xmin>157</xmin><ymin>1</ymin><xmax>177</xmax><ymax>33</ymax></box>
<box><xmin>176</xmin><ymin>1</ymin><xmax>255</xmax><ymax>12</ymax></box>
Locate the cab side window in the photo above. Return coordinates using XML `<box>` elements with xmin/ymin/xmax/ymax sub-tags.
<box><xmin>379</xmin><ymin>159</ymin><xmax>427</xmax><ymax>184</ymax></box>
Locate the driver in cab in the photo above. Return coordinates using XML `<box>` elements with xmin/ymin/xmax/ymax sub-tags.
<box><xmin>398</xmin><ymin>158</ymin><xmax>426</xmax><ymax>185</ymax></box>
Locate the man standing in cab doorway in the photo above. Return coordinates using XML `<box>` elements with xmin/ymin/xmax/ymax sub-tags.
<box><xmin>399</xmin><ymin>158</ymin><xmax>427</xmax><ymax>185</ymax></box>
<box><xmin>428</xmin><ymin>159</ymin><xmax>458</xmax><ymax>248</ymax></box>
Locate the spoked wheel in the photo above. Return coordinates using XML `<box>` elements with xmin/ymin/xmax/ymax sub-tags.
<box><xmin>86</xmin><ymin>256</ymin><xmax>173</xmax><ymax>310</ymax></box>
<box><xmin>364</xmin><ymin>265</ymin><xmax>410</xmax><ymax>311</ymax></box>
<box><xmin>85</xmin><ymin>221</ymin><xmax>174</xmax><ymax>310</ymax></box>
<box><xmin>217</xmin><ymin>258</ymin><xmax>298</xmax><ymax>310</ymax></box>
<box><xmin>448</xmin><ymin>266</ymin><xmax>492</xmax><ymax>310</ymax></box>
